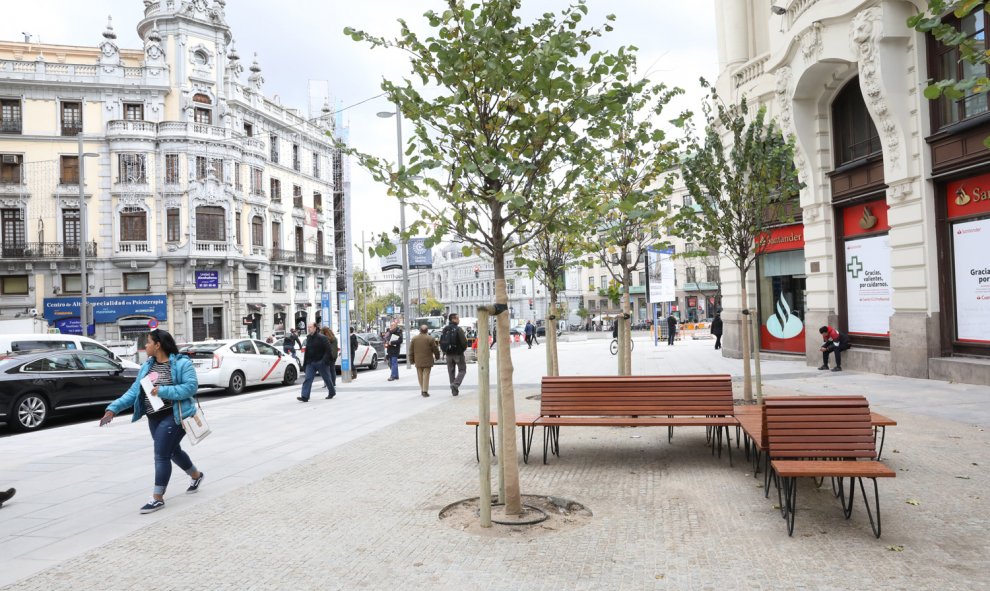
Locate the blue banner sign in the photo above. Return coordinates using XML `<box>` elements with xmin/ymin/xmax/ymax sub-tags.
<box><xmin>321</xmin><ymin>292</ymin><xmax>332</xmax><ymax>329</ymax></box>
<box><xmin>54</xmin><ymin>318</ymin><xmax>95</xmax><ymax>336</ymax></box>
<box><xmin>43</xmin><ymin>295</ymin><xmax>169</xmax><ymax>323</ymax></box>
<box><xmin>195</xmin><ymin>270</ymin><xmax>220</xmax><ymax>289</ymax></box>
<box><xmin>408</xmin><ymin>238</ymin><xmax>433</xmax><ymax>269</ymax></box>
<box><xmin>338</xmin><ymin>292</ymin><xmax>351</xmax><ymax>372</ymax></box>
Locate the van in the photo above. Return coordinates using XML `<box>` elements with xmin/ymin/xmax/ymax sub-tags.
<box><xmin>0</xmin><ymin>334</ymin><xmax>141</xmax><ymax>369</ymax></box>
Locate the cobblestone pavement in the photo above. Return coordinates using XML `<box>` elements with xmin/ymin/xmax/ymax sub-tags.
<box><xmin>4</xmin><ymin>374</ymin><xmax>988</xmax><ymax>591</ymax></box>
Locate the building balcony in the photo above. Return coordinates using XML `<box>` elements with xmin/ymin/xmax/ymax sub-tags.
<box><xmin>117</xmin><ymin>241</ymin><xmax>151</xmax><ymax>254</ymax></box>
<box><xmin>194</xmin><ymin>241</ymin><xmax>230</xmax><ymax>253</ymax></box>
<box><xmin>270</xmin><ymin>248</ymin><xmax>333</xmax><ymax>267</ymax></box>
<box><xmin>243</xmin><ymin>136</ymin><xmax>266</xmax><ymax>159</ymax></box>
<box><xmin>107</xmin><ymin>120</ymin><xmax>158</xmax><ymax>141</ymax></box>
<box><xmin>61</xmin><ymin>123</ymin><xmax>82</xmax><ymax>137</ymax></box>
<box><xmin>0</xmin><ymin>119</ymin><xmax>22</xmax><ymax>134</ymax></box>
<box><xmin>158</xmin><ymin>121</ymin><xmax>234</xmax><ymax>143</ymax></box>
<box><xmin>0</xmin><ymin>241</ymin><xmax>96</xmax><ymax>259</ymax></box>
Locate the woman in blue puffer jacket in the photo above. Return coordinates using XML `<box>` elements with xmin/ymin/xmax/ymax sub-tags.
<box><xmin>100</xmin><ymin>329</ymin><xmax>205</xmax><ymax>514</ymax></box>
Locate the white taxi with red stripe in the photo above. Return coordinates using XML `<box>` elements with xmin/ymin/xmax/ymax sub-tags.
<box><xmin>180</xmin><ymin>339</ymin><xmax>300</xmax><ymax>395</ymax></box>
<box><xmin>339</xmin><ymin>335</ymin><xmax>379</xmax><ymax>371</ymax></box>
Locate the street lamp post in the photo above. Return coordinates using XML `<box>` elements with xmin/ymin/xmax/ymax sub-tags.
<box><xmin>378</xmin><ymin>106</ymin><xmax>412</xmax><ymax>368</ymax></box>
<box><xmin>77</xmin><ymin>135</ymin><xmax>99</xmax><ymax>336</ymax></box>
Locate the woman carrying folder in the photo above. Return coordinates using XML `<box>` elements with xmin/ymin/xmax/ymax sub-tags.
<box><xmin>99</xmin><ymin>329</ymin><xmax>204</xmax><ymax>514</ymax></box>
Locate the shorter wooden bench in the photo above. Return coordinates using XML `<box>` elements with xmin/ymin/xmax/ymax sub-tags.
<box><xmin>766</xmin><ymin>396</ymin><xmax>896</xmax><ymax>538</ymax></box>
<box><xmin>534</xmin><ymin>375</ymin><xmax>736</xmax><ymax>465</ymax></box>
<box><xmin>736</xmin><ymin>399</ymin><xmax>898</xmax><ymax>497</ymax></box>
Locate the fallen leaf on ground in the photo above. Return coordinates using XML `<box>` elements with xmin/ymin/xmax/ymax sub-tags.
<box><xmin>906</xmin><ymin>499</ymin><xmax>920</xmax><ymax>506</ymax></box>
<box><xmin>955</xmin><ymin>476</ymin><xmax>971</xmax><ymax>480</ymax></box>
<box><xmin>887</xmin><ymin>545</ymin><xmax>904</xmax><ymax>552</ymax></box>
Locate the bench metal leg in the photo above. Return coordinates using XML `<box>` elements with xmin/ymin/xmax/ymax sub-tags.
<box><xmin>839</xmin><ymin>477</ymin><xmax>855</xmax><ymax>518</ymax></box>
<box><xmin>782</xmin><ymin>476</ymin><xmax>798</xmax><ymax>536</ymax></box>
<box><xmin>725</xmin><ymin>426</ymin><xmax>733</xmax><ymax>467</ymax></box>
<box><xmin>764</xmin><ymin>458</ymin><xmax>775</xmax><ymax>498</ymax></box>
<box><xmin>875</xmin><ymin>425</ymin><xmax>888</xmax><ymax>460</ymax></box>
<box><xmin>542</xmin><ymin>426</ymin><xmax>560</xmax><ymax>465</ymax></box>
<box><xmin>858</xmin><ymin>477</ymin><xmax>882</xmax><ymax>538</ymax></box>
<box><xmin>474</xmin><ymin>426</ymin><xmax>497</xmax><ymax>463</ymax></box>
<box><xmin>520</xmin><ymin>425</ymin><xmax>535</xmax><ymax>464</ymax></box>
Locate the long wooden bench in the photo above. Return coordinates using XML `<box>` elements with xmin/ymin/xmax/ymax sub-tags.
<box><xmin>534</xmin><ymin>375</ymin><xmax>736</xmax><ymax>465</ymax></box>
<box><xmin>765</xmin><ymin>396</ymin><xmax>896</xmax><ymax>538</ymax></box>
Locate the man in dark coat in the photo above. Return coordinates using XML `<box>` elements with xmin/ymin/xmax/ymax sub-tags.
<box><xmin>711</xmin><ymin>313</ymin><xmax>724</xmax><ymax>350</ymax></box>
<box><xmin>297</xmin><ymin>323</ymin><xmax>334</xmax><ymax>402</ymax></box>
<box><xmin>666</xmin><ymin>313</ymin><xmax>677</xmax><ymax>346</ymax></box>
<box><xmin>524</xmin><ymin>320</ymin><xmax>535</xmax><ymax>348</ymax></box>
<box><xmin>349</xmin><ymin>327</ymin><xmax>359</xmax><ymax>380</ymax></box>
<box><xmin>385</xmin><ymin>320</ymin><xmax>403</xmax><ymax>381</ymax></box>
<box><xmin>443</xmin><ymin>313</ymin><xmax>469</xmax><ymax>396</ymax></box>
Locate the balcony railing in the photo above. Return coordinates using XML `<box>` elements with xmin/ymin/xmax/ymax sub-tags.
<box><xmin>194</xmin><ymin>241</ymin><xmax>229</xmax><ymax>253</ymax></box>
<box><xmin>61</xmin><ymin>123</ymin><xmax>83</xmax><ymax>137</ymax></box>
<box><xmin>270</xmin><ymin>248</ymin><xmax>333</xmax><ymax>266</ymax></box>
<box><xmin>118</xmin><ymin>242</ymin><xmax>150</xmax><ymax>253</ymax></box>
<box><xmin>0</xmin><ymin>119</ymin><xmax>22</xmax><ymax>134</ymax></box>
<box><xmin>0</xmin><ymin>241</ymin><xmax>96</xmax><ymax>259</ymax></box>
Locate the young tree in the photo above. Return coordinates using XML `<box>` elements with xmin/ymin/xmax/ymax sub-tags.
<box><xmin>417</xmin><ymin>291</ymin><xmax>444</xmax><ymax>316</ymax></box>
<box><xmin>345</xmin><ymin>0</ymin><xmax>640</xmax><ymax>514</ymax></box>
<box><xmin>675</xmin><ymin>80</ymin><xmax>802</xmax><ymax>401</ymax></box>
<box><xmin>353</xmin><ymin>268</ymin><xmax>376</xmax><ymax>328</ymax></box>
<box><xmin>583</xmin><ymin>84</ymin><xmax>686</xmax><ymax>375</ymax></box>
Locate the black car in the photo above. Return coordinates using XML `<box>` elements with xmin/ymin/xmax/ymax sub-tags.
<box><xmin>357</xmin><ymin>332</ymin><xmax>386</xmax><ymax>357</ymax></box>
<box><xmin>0</xmin><ymin>350</ymin><xmax>139</xmax><ymax>431</ymax></box>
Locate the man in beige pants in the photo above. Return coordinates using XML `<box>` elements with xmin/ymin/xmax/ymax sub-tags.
<box><xmin>409</xmin><ymin>324</ymin><xmax>440</xmax><ymax>397</ymax></box>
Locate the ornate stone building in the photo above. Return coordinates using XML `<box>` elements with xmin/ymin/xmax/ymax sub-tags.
<box><xmin>714</xmin><ymin>0</ymin><xmax>990</xmax><ymax>385</ymax></box>
<box><xmin>0</xmin><ymin>0</ymin><xmax>351</xmax><ymax>344</ymax></box>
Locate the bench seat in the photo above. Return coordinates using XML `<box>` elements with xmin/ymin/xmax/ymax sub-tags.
<box><xmin>771</xmin><ymin>460</ymin><xmax>896</xmax><ymax>479</ymax></box>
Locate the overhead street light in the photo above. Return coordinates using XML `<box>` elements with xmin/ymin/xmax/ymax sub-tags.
<box><xmin>77</xmin><ymin>134</ymin><xmax>99</xmax><ymax>337</ymax></box>
<box><xmin>377</xmin><ymin>107</ymin><xmax>413</xmax><ymax>368</ymax></box>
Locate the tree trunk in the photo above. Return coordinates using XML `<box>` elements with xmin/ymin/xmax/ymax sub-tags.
<box><xmin>547</xmin><ymin>290</ymin><xmax>560</xmax><ymax>377</ymax></box>
<box><xmin>492</xmin><ymin>249</ymin><xmax>522</xmax><ymax>515</ymax></box>
<box><xmin>621</xmin><ymin>266</ymin><xmax>633</xmax><ymax>376</ymax></box>
<box><xmin>739</xmin><ymin>267</ymin><xmax>753</xmax><ymax>402</ymax></box>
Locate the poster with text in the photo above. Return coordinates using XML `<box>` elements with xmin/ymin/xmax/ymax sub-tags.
<box><xmin>646</xmin><ymin>247</ymin><xmax>675</xmax><ymax>304</ymax></box>
<box><xmin>953</xmin><ymin>218</ymin><xmax>990</xmax><ymax>343</ymax></box>
<box><xmin>844</xmin><ymin>235</ymin><xmax>892</xmax><ymax>336</ymax></box>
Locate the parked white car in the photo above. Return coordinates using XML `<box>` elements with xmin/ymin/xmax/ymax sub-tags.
<box><xmin>274</xmin><ymin>335</ymin><xmax>380</xmax><ymax>372</ymax></box>
<box><xmin>0</xmin><ymin>333</ymin><xmax>141</xmax><ymax>369</ymax></box>
<box><xmin>180</xmin><ymin>338</ymin><xmax>300</xmax><ymax>395</ymax></box>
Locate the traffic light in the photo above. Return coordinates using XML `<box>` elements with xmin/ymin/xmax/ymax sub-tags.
<box><xmin>528</xmin><ymin>299</ymin><xmax>534</xmax><ymax>310</ymax></box>
<box><xmin>474</xmin><ymin>266</ymin><xmax>480</xmax><ymax>278</ymax></box>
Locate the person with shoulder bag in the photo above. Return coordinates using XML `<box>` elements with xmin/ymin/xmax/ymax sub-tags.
<box><xmin>440</xmin><ymin>314</ymin><xmax>468</xmax><ymax>396</ymax></box>
<box><xmin>100</xmin><ymin>329</ymin><xmax>205</xmax><ymax>514</ymax></box>
<box><xmin>320</xmin><ymin>326</ymin><xmax>339</xmax><ymax>397</ymax></box>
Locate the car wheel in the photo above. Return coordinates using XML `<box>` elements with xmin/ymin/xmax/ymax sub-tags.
<box><xmin>13</xmin><ymin>393</ymin><xmax>49</xmax><ymax>431</ymax></box>
<box><xmin>282</xmin><ymin>365</ymin><xmax>298</xmax><ymax>386</ymax></box>
<box><xmin>227</xmin><ymin>370</ymin><xmax>246</xmax><ymax>395</ymax></box>
<box><xmin>368</xmin><ymin>354</ymin><xmax>378</xmax><ymax>370</ymax></box>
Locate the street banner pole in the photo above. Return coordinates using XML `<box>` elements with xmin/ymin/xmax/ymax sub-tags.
<box><xmin>338</xmin><ymin>292</ymin><xmax>351</xmax><ymax>384</ymax></box>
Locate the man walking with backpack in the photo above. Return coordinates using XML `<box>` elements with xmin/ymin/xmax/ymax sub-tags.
<box><xmin>440</xmin><ymin>313</ymin><xmax>468</xmax><ymax>396</ymax></box>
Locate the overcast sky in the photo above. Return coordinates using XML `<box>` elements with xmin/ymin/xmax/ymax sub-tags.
<box><xmin>1</xmin><ymin>1</ymin><xmax>718</xmax><ymax>271</ymax></box>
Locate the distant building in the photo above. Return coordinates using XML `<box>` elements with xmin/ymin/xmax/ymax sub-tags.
<box><xmin>0</xmin><ymin>1</ymin><xmax>351</xmax><ymax>344</ymax></box>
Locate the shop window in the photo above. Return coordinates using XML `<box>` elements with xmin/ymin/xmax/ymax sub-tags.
<box><xmin>62</xmin><ymin>274</ymin><xmax>81</xmax><ymax>294</ymax></box>
<box><xmin>837</xmin><ymin>200</ymin><xmax>892</xmax><ymax>345</ymax></box>
<box><xmin>832</xmin><ymin>77</ymin><xmax>881</xmax><ymax>166</ymax></box>
<box><xmin>123</xmin><ymin>272</ymin><xmax>150</xmax><ymax>292</ymax></box>
<box><xmin>928</xmin><ymin>11</ymin><xmax>990</xmax><ymax>130</ymax></box>
<box><xmin>1</xmin><ymin>275</ymin><xmax>28</xmax><ymax>295</ymax></box>
<box><xmin>758</xmin><ymin>248</ymin><xmax>806</xmax><ymax>353</ymax></box>
<box><xmin>943</xmin><ymin>174</ymin><xmax>990</xmax><ymax>355</ymax></box>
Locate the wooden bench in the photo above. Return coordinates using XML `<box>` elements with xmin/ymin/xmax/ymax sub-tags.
<box><xmin>765</xmin><ymin>396</ymin><xmax>896</xmax><ymax>538</ymax></box>
<box><xmin>736</xmin><ymin>400</ymin><xmax>898</xmax><ymax>496</ymax></box>
<box><xmin>534</xmin><ymin>375</ymin><xmax>737</xmax><ymax>465</ymax></box>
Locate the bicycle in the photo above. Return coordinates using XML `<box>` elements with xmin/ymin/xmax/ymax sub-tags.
<box><xmin>609</xmin><ymin>339</ymin><xmax>634</xmax><ymax>356</ymax></box>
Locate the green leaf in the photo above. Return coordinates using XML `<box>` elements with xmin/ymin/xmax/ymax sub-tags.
<box><xmin>923</xmin><ymin>84</ymin><xmax>943</xmax><ymax>100</ymax></box>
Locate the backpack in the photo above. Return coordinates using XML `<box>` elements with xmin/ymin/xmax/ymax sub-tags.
<box><xmin>439</xmin><ymin>325</ymin><xmax>460</xmax><ymax>354</ymax></box>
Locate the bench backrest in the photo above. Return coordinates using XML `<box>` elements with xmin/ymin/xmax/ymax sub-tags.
<box><xmin>764</xmin><ymin>396</ymin><xmax>876</xmax><ymax>460</ymax></box>
<box><xmin>540</xmin><ymin>375</ymin><xmax>734</xmax><ymax>418</ymax></box>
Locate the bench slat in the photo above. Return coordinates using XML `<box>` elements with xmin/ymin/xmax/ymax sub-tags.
<box><xmin>771</xmin><ymin>460</ymin><xmax>896</xmax><ymax>478</ymax></box>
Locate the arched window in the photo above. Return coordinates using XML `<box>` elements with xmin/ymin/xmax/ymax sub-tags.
<box><xmin>831</xmin><ymin>77</ymin><xmax>881</xmax><ymax>167</ymax></box>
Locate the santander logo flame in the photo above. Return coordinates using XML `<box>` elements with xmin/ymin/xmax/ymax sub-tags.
<box><xmin>765</xmin><ymin>293</ymin><xmax>803</xmax><ymax>340</ymax></box>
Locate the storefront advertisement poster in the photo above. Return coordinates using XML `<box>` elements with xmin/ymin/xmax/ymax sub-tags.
<box><xmin>844</xmin><ymin>235</ymin><xmax>892</xmax><ymax>336</ymax></box>
<box><xmin>952</xmin><ymin>218</ymin><xmax>990</xmax><ymax>343</ymax></box>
